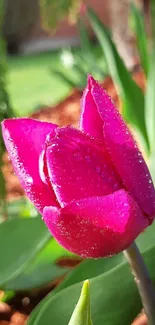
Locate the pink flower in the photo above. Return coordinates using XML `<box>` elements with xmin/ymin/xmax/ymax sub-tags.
<box><xmin>2</xmin><ymin>76</ymin><xmax>155</xmax><ymax>258</ymax></box>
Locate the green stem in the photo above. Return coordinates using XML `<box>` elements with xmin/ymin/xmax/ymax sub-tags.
<box><xmin>124</xmin><ymin>242</ymin><xmax>155</xmax><ymax>324</ymax></box>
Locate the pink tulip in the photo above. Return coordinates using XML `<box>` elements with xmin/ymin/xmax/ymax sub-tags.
<box><xmin>2</xmin><ymin>76</ymin><xmax>155</xmax><ymax>258</ymax></box>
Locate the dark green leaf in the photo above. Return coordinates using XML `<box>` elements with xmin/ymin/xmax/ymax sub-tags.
<box><xmin>151</xmin><ymin>0</ymin><xmax>155</xmax><ymax>51</ymax></box>
<box><xmin>78</xmin><ymin>19</ymin><xmax>105</xmax><ymax>80</ymax></box>
<box><xmin>145</xmin><ymin>55</ymin><xmax>155</xmax><ymax>151</ymax></box>
<box><xmin>150</xmin><ymin>149</ymin><xmax>155</xmax><ymax>185</ymax></box>
<box><xmin>131</xmin><ymin>3</ymin><xmax>149</xmax><ymax>76</ymax></box>
<box><xmin>50</xmin><ymin>70</ymin><xmax>78</xmax><ymax>89</ymax></box>
<box><xmin>28</xmin><ymin>260</ymin><xmax>140</xmax><ymax>325</ymax></box>
<box><xmin>72</xmin><ymin>60</ymin><xmax>88</xmax><ymax>80</ymax></box>
<box><xmin>28</xmin><ymin>221</ymin><xmax>155</xmax><ymax>325</ymax></box>
<box><xmin>4</xmin><ymin>238</ymin><xmax>72</xmax><ymax>291</ymax></box>
<box><xmin>0</xmin><ymin>217</ymin><xmax>50</xmax><ymax>287</ymax></box>
<box><xmin>54</xmin><ymin>254</ymin><xmax>124</xmax><ymax>295</ymax></box>
<box><xmin>87</xmin><ymin>7</ymin><xmax>149</xmax><ymax>152</ymax></box>
<box><xmin>78</xmin><ymin>18</ymin><xmax>93</xmax><ymax>60</ymax></box>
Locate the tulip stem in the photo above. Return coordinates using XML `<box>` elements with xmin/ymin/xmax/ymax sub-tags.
<box><xmin>124</xmin><ymin>242</ymin><xmax>155</xmax><ymax>325</ymax></box>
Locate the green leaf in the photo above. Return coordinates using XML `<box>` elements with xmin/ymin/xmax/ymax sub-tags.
<box><xmin>78</xmin><ymin>18</ymin><xmax>105</xmax><ymax>80</ymax></box>
<box><xmin>87</xmin><ymin>7</ymin><xmax>149</xmax><ymax>152</ymax></box>
<box><xmin>0</xmin><ymin>198</ymin><xmax>39</xmax><ymax>221</ymax></box>
<box><xmin>54</xmin><ymin>254</ymin><xmax>124</xmax><ymax>295</ymax></box>
<box><xmin>145</xmin><ymin>55</ymin><xmax>155</xmax><ymax>151</ymax></box>
<box><xmin>78</xmin><ymin>19</ymin><xmax>93</xmax><ymax>61</ymax></box>
<box><xmin>145</xmin><ymin>1</ymin><xmax>155</xmax><ymax>154</ymax></box>
<box><xmin>131</xmin><ymin>3</ymin><xmax>149</xmax><ymax>76</ymax></box>
<box><xmin>72</xmin><ymin>60</ymin><xmax>88</xmax><ymax>81</ymax></box>
<box><xmin>27</xmin><ymin>261</ymin><xmax>140</xmax><ymax>325</ymax></box>
<box><xmin>28</xmin><ymin>222</ymin><xmax>155</xmax><ymax>325</ymax></box>
<box><xmin>4</xmin><ymin>238</ymin><xmax>72</xmax><ymax>291</ymax></box>
<box><xmin>68</xmin><ymin>280</ymin><xmax>93</xmax><ymax>325</ymax></box>
<box><xmin>0</xmin><ymin>290</ymin><xmax>15</xmax><ymax>302</ymax></box>
<box><xmin>27</xmin><ymin>258</ymin><xmax>124</xmax><ymax>325</ymax></box>
<box><xmin>0</xmin><ymin>217</ymin><xmax>51</xmax><ymax>287</ymax></box>
<box><xmin>50</xmin><ymin>62</ymin><xmax>87</xmax><ymax>90</ymax></box>
<box><xmin>50</xmin><ymin>70</ymin><xmax>77</xmax><ymax>89</ymax></box>
<box><xmin>149</xmin><ymin>149</ymin><xmax>155</xmax><ymax>185</ymax></box>
<box><xmin>151</xmin><ymin>0</ymin><xmax>155</xmax><ymax>51</ymax></box>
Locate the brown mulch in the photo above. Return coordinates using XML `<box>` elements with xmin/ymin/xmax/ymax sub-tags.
<box><xmin>1</xmin><ymin>69</ymin><xmax>147</xmax><ymax>325</ymax></box>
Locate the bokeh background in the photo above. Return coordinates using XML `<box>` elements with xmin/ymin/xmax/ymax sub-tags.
<box><xmin>0</xmin><ymin>1</ymin><xmax>154</xmax><ymax>325</ymax></box>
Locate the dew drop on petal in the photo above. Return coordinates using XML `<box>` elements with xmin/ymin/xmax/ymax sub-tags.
<box><xmin>96</xmin><ymin>166</ymin><xmax>101</xmax><ymax>173</ymax></box>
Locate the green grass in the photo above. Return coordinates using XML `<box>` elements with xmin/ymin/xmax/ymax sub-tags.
<box><xmin>7</xmin><ymin>50</ymin><xmax>72</xmax><ymax>116</ymax></box>
<box><xmin>6</xmin><ymin>46</ymin><xmax>106</xmax><ymax>117</ymax></box>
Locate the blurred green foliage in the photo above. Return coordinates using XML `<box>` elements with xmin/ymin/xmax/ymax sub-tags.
<box><xmin>0</xmin><ymin>0</ymin><xmax>13</xmax><ymax>120</ymax></box>
<box><xmin>40</xmin><ymin>0</ymin><xmax>83</xmax><ymax>30</ymax></box>
<box><xmin>87</xmin><ymin>7</ymin><xmax>149</xmax><ymax>153</ymax></box>
<box><xmin>87</xmin><ymin>3</ymin><xmax>155</xmax><ymax>163</ymax></box>
<box><xmin>0</xmin><ymin>0</ymin><xmax>14</xmax><ymax>218</ymax></box>
<box><xmin>7</xmin><ymin>45</ymin><xmax>107</xmax><ymax>116</ymax></box>
<box><xmin>131</xmin><ymin>3</ymin><xmax>149</xmax><ymax>77</ymax></box>
<box><xmin>28</xmin><ymin>222</ymin><xmax>155</xmax><ymax>325</ymax></box>
<box><xmin>50</xmin><ymin>19</ymin><xmax>107</xmax><ymax>90</ymax></box>
<box><xmin>1</xmin><ymin>3</ymin><xmax>155</xmax><ymax>325</ymax></box>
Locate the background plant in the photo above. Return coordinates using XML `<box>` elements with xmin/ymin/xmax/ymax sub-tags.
<box><xmin>87</xmin><ymin>1</ymin><xmax>155</xmax><ymax>183</ymax></box>
<box><xmin>50</xmin><ymin>18</ymin><xmax>107</xmax><ymax>90</ymax></box>
<box><xmin>27</xmin><ymin>2</ymin><xmax>155</xmax><ymax>324</ymax></box>
<box><xmin>0</xmin><ymin>0</ymin><xmax>14</xmax><ymax>220</ymax></box>
<box><xmin>1</xmin><ymin>1</ymin><xmax>155</xmax><ymax>325</ymax></box>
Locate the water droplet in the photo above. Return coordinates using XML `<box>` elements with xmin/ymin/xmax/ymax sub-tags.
<box><xmin>74</xmin><ymin>152</ymin><xmax>83</xmax><ymax>161</ymax></box>
<box><xmin>26</xmin><ymin>176</ymin><xmax>33</xmax><ymax>184</ymax></box>
<box><xmin>96</xmin><ymin>166</ymin><xmax>101</xmax><ymax>173</ymax></box>
<box><xmin>51</xmin><ymin>143</ymin><xmax>58</xmax><ymax>148</ymax></box>
<box><xmin>85</xmin><ymin>155</ymin><xmax>91</xmax><ymax>162</ymax></box>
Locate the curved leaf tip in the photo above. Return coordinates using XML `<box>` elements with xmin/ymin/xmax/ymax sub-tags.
<box><xmin>68</xmin><ymin>280</ymin><xmax>93</xmax><ymax>325</ymax></box>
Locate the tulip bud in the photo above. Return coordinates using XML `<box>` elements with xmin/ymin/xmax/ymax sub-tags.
<box><xmin>68</xmin><ymin>280</ymin><xmax>93</xmax><ymax>325</ymax></box>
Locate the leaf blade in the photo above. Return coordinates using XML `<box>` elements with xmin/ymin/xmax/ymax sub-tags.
<box><xmin>68</xmin><ymin>280</ymin><xmax>93</xmax><ymax>325</ymax></box>
<box><xmin>28</xmin><ymin>222</ymin><xmax>155</xmax><ymax>325</ymax></box>
<box><xmin>87</xmin><ymin>7</ymin><xmax>149</xmax><ymax>152</ymax></box>
<box><xmin>0</xmin><ymin>217</ymin><xmax>50</xmax><ymax>287</ymax></box>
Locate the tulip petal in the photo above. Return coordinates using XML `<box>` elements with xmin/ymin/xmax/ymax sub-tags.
<box><xmin>43</xmin><ymin>189</ymin><xmax>148</xmax><ymax>258</ymax></box>
<box><xmin>89</xmin><ymin>76</ymin><xmax>155</xmax><ymax>219</ymax></box>
<box><xmin>46</xmin><ymin>126</ymin><xmax>122</xmax><ymax>206</ymax></box>
<box><xmin>2</xmin><ymin>118</ymin><xmax>59</xmax><ymax>213</ymax></box>
<box><xmin>79</xmin><ymin>80</ymin><xmax>104</xmax><ymax>141</ymax></box>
